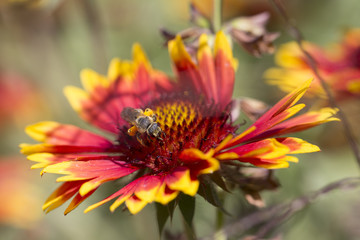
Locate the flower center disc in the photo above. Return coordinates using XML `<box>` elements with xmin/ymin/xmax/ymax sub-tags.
<box><xmin>118</xmin><ymin>95</ymin><xmax>236</xmax><ymax>174</ymax></box>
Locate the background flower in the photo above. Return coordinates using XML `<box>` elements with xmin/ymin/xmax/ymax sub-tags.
<box><xmin>264</xmin><ymin>28</ymin><xmax>360</xmax><ymax>100</ymax></box>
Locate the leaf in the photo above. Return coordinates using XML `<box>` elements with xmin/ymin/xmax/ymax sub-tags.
<box><xmin>167</xmin><ymin>199</ymin><xmax>177</xmax><ymax>222</ymax></box>
<box><xmin>155</xmin><ymin>200</ymin><xmax>177</xmax><ymax>237</ymax></box>
<box><xmin>198</xmin><ymin>176</ymin><xmax>230</xmax><ymax>215</ymax></box>
<box><xmin>210</xmin><ymin>171</ymin><xmax>230</xmax><ymax>192</ymax></box>
<box><xmin>178</xmin><ymin>194</ymin><xmax>195</xmax><ymax>230</ymax></box>
<box><xmin>155</xmin><ymin>203</ymin><xmax>170</xmax><ymax>237</ymax></box>
<box><xmin>179</xmin><ymin>194</ymin><xmax>196</xmax><ymax>240</ymax></box>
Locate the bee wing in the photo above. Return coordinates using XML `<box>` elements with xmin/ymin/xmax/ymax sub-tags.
<box><xmin>121</xmin><ymin>107</ymin><xmax>143</xmax><ymax>124</ymax></box>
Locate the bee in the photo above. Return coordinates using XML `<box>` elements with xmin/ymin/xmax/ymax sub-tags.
<box><xmin>121</xmin><ymin>107</ymin><xmax>164</xmax><ymax>143</ymax></box>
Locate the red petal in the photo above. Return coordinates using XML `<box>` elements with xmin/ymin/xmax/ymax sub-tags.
<box><xmin>42</xmin><ymin>181</ymin><xmax>86</xmax><ymax>213</ymax></box>
<box><xmin>25</xmin><ymin>121</ymin><xmax>112</xmax><ymax>147</ymax></box>
<box><xmin>214</xmin><ymin>49</ymin><xmax>235</xmax><ymax>108</ymax></box>
<box><xmin>65</xmin><ymin>51</ymin><xmax>173</xmax><ymax>133</ymax></box>
<box><xmin>42</xmin><ymin>160</ymin><xmax>137</xmax><ymax>183</ymax></box>
<box><xmin>225</xmin><ymin>80</ymin><xmax>312</xmax><ymax>148</ymax></box>
<box><xmin>84</xmin><ymin>177</ymin><xmax>141</xmax><ymax>213</ymax></box>
<box><xmin>169</xmin><ymin>32</ymin><xmax>236</xmax><ymax>109</ymax></box>
<box><xmin>64</xmin><ymin>189</ymin><xmax>97</xmax><ymax>215</ymax></box>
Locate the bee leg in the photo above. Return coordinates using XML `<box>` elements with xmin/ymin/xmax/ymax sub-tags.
<box><xmin>136</xmin><ymin>133</ymin><xmax>147</xmax><ymax>146</ymax></box>
<box><xmin>157</xmin><ymin>132</ymin><xmax>166</xmax><ymax>141</ymax></box>
<box><xmin>127</xmin><ymin>126</ymin><xmax>138</xmax><ymax>136</ymax></box>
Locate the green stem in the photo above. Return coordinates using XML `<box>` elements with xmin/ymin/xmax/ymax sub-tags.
<box><xmin>213</xmin><ymin>0</ymin><xmax>223</xmax><ymax>33</ymax></box>
<box><xmin>214</xmin><ymin>192</ymin><xmax>226</xmax><ymax>240</ymax></box>
<box><xmin>216</xmin><ymin>207</ymin><xmax>224</xmax><ymax>230</ymax></box>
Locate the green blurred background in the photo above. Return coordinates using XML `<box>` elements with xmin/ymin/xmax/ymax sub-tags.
<box><xmin>0</xmin><ymin>0</ymin><xmax>360</xmax><ymax>239</ymax></box>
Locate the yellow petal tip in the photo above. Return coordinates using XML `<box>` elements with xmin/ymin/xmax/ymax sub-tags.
<box><xmin>63</xmin><ymin>86</ymin><xmax>89</xmax><ymax>112</ymax></box>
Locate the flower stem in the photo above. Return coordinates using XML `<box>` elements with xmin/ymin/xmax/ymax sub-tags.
<box><xmin>214</xmin><ymin>192</ymin><xmax>226</xmax><ymax>240</ymax></box>
<box><xmin>215</xmin><ymin>208</ymin><xmax>226</xmax><ymax>240</ymax></box>
<box><xmin>213</xmin><ymin>0</ymin><xmax>223</xmax><ymax>33</ymax></box>
<box><xmin>216</xmin><ymin>207</ymin><xmax>224</xmax><ymax>230</ymax></box>
<box><xmin>215</xmin><ymin>191</ymin><xmax>225</xmax><ymax>230</ymax></box>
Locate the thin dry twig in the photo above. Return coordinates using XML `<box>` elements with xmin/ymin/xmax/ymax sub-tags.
<box><xmin>268</xmin><ymin>0</ymin><xmax>360</xmax><ymax>168</ymax></box>
<box><xmin>200</xmin><ymin>177</ymin><xmax>360</xmax><ymax>239</ymax></box>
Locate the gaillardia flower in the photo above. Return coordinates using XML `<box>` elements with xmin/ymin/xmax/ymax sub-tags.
<box><xmin>265</xmin><ymin>28</ymin><xmax>360</xmax><ymax>99</ymax></box>
<box><xmin>21</xmin><ymin>32</ymin><xmax>337</xmax><ymax>215</ymax></box>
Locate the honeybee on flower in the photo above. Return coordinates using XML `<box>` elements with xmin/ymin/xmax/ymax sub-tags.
<box><xmin>121</xmin><ymin>107</ymin><xmax>164</xmax><ymax>145</ymax></box>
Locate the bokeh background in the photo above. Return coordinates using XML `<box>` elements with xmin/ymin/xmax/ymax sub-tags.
<box><xmin>1</xmin><ymin>0</ymin><xmax>360</xmax><ymax>239</ymax></box>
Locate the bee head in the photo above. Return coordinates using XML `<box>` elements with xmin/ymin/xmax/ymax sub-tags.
<box><xmin>147</xmin><ymin>123</ymin><xmax>163</xmax><ymax>138</ymax></box>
